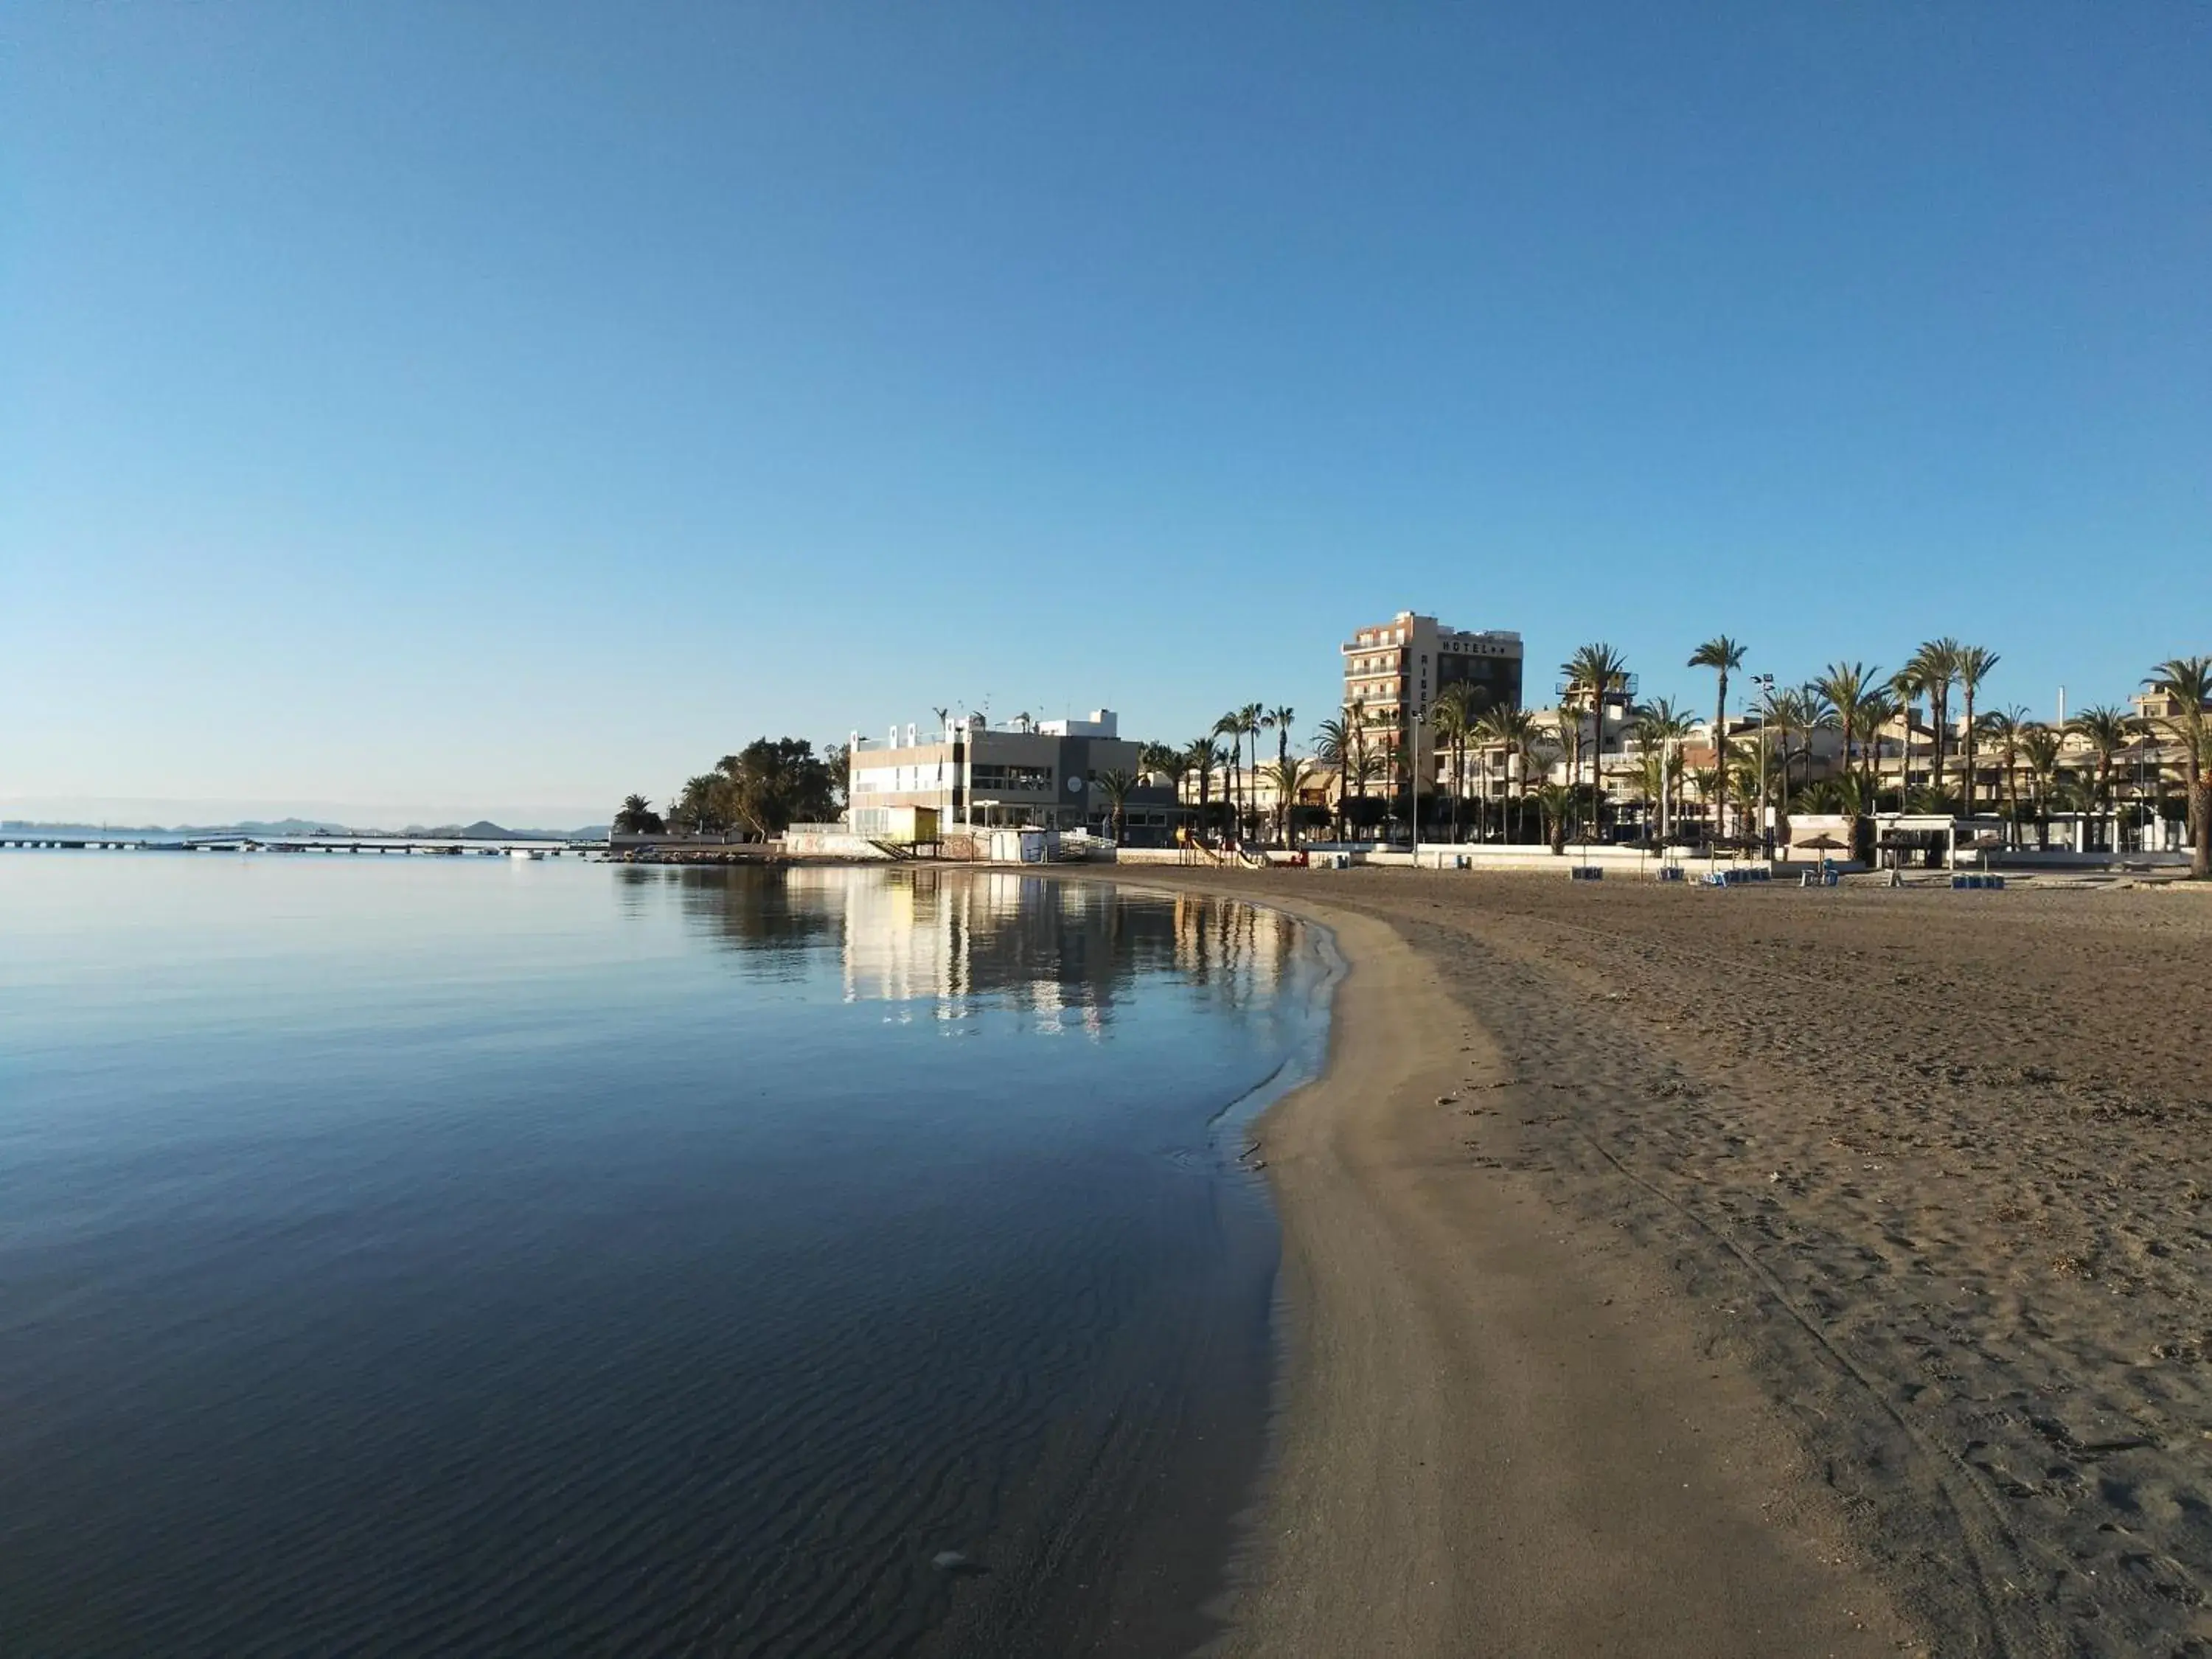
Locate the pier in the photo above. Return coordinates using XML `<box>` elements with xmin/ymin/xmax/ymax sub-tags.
<box><xmin>3</xmin><ymin>835</ymin><xmax>607</xmax><ymax>857</ymax></box>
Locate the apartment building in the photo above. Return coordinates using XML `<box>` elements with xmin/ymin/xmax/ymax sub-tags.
<box><xmin>1339</xmin><ymin>611</ymin><xmax>1523</xmax><ymax>786</ymax></box>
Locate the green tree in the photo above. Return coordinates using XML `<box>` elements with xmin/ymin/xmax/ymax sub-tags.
<box><xmin>1267</xmin><ymin>757</ymin><xmax>1311</xmax><ymax>846</ymax></box>
<box><xmin>1815</xmin><ymin>662</ymin><xmax>1885</xmax><ymax>804</ymax></box>
<box><xmin>2020</xmin><ymin>723</ymin><xmax>2062</xmax><ymax>849</ymax></box>
<box><xmin>1979</xmin><ymin>705</ymin><xmax>2031</xmax><ymax>841</ymax></box>
<box><xmin>1560</xmin><ymin>643</ymin><xmax>1630</xmax><ymax>840</ymax></box>
<box><xmin>1631</xmin><ymin>698</ymin><xmax>1694</xmax><ymax>842</ymax></box>
<box><xmin>1093</xmin><ymin>768</ymin><xmax>1137</xmax><ymax>844</ymax></box>
<box><xmin>679</xmin><ymin>772</ymin><xmax>734</xmax><ymax>833</ymax></box>
<box><xmin>1955</xmin><ymin>644</ymin><xmax>2000</xmax><ymax>814</ymax></box>
<box><xmin>719</xmin><ymin>739</ymin><xmax>839</xmax><ymax>840</ymax></box>
<box><xmin>1531</xmin><ymin>783</ymin><xmax>1576</xmax><ymax>854</ymax></box>
<box><xmin>1186</xmin><ymin>736</ymin><xmax>1222</xmax><ymax>836</ymax></box>
<box><xmin>613</xmin><ymin>794</ymin><xmax>664</xmax><ymax>835</ymax></box>
<box><xmin>1904</xmin><ymin>638</ymin><xmax>1963</xmax><ymax>804</ymax></box>
<box><xmin>2068</xmin><ymin>706</ymin><xmax>2135</xmax><ymax>810</ymax></box>
<box><xmin>2145</xmin><ymin>655</ymin><xmax>2211</xmax><ymax>878</ymax></box>
<box><xmin>1431</xmin><ymin>684</ymin><xmax>1477</xmax><ymax>843</ymax></box>
<box><xmin>1212</xmin><ymin>714</ymin><xmax>1244</xmax><ymax>837</ymax></box>
<box><xmin>1687</xmin><ymin>636</ymin><xmax>1747</xmax><ymax>840</ymax></box>
<box><xmin>1470</xmin><ymin>705</ymin><xmax>1534</xmax><ymax>844</ymax></box>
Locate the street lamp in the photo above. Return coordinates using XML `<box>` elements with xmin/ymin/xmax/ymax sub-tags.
<box><xmin>1753</xmin><ymin>672</ymin><xmax>1776</xmax><ymax>862</ymax></box>
<box><xmin>1409</xmin><ymin>701</ymin><xmax>1428</xmax><ymax>865</ymax></box>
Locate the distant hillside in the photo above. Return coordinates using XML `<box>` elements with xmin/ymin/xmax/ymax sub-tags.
<box><xmin>402</xmin><ymin>821</ymin><xmax>599</xmax><ymax>841</ymax></box>
<box><xmin>4</xmin><ymin>817</ymin><xmax>350</xmax><ymax>838</ymax></box>
<box><xmin>7</xmin><ymin>816</ymin><xmax>607</xmax><ymax>841</ymax></box>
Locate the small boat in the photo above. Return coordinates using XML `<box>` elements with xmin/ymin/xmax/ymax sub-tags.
<box><xmin>507</xmin><ymin>848</ymin><xmax>544</xmax><ymax>860</ymax></box>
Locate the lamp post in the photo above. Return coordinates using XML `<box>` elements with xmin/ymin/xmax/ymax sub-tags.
<box><xmin>1409</xmin><ymin>702</ymin><xmax>1427</xmax><ymax>866</ymax></box>
<box><xmin>1753</xmin><ymin>672</ymin><xmax>1775</xmax><ymax>862</ymax></box>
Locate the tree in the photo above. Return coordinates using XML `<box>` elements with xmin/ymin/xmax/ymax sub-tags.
<box><xmin>677</xmin><ymin>772</ymin><xmax>734</xmax><ymax>833</ymax></box>
<box><xmin>1769</xmin><ymin>684</ymin><xmax>1837</xmax><ymax>799</ymax></box>
<box><xmin>1980</xmin><ymin>705</ymin><xmax>2031</xmax><ymax>843</ymax></box>
<box><xmin>1815</xmin><ymin>662</ymin><xmax>1885</xmax><ymax>805</ymax></box>
<box><xmin>1688</xmin><ymin>637</ymin><xmax>1747</xmax><ymax>840</ymax></box>
<box><xmin>1186</xmin><ymin>736</ymin><xmax>1222</xmax><ymax>836</ymax></box>
<box><xmin>1268</xmin><ymin>706</ymin><xmax>1296</xmax><ymax>770</ymax></box>
<box><xmin>1470</xmin><ymin>705</ymin><xmax>1534</xmax><ymax>843</ymax></box>
<box><xmin>1631</xmin><ymin>698</ymin><xmax>1694</xmax><ymax>842</ymax></box>
<box><xmin>719</xmin><ymin>739</ymin><xmax>840</xmax><ymax>841</ymax></box>
<box><xmin>1532</xmin><ymin>784</ymin><xmax>1575</xmax><ymax>854</ymax></box>
<box><xmin>1093</xmin><ymin>769</ymin><xmax>1137</xmax><ymax>844</ymax></box>
<box><xmin>1905</xmin><ymin>638</ymin><xmax>1963</xmax><ymax>805</ymax></box>
<box><xmin>1955</xmin><ymin>644</ymin><xmax>2000</xmax><ymax>815</ymax></box>
<box><xmin>1432</xmin><ymin>684</ymin><xmax>1476</xmax><ymax>842</ymax></box>
<box><xmin>1316</xmin><ymin>702</ymin><xmax>1378</xmax><ymax>841</ymax></box>
<box><xmin>2145</xmin><ymin>655</ymin><xmax>2211</xmax><ymax>878</ymax></box>
<box><xmin>2069</xmin><ymin>706</ymin><xmax>2134</xmax><ymax>810</ymax></box>
<box><xmin>2020</xmin><ymin>723</ymin><xmax>2062</xmax><ymax>850</ymax></box>
<box><xmin>613</xmin><ymin>794</ymin><xmax>664</xmax><ymax>835</ymax></box>
<box><xmin>1267</xmin><ymin>757</ymin><xmax>1311</xmax><ymax>846</ymax></box>
<box><xmin>1239</xmin><ymin>704</ymin><xmax>1266</xmax><ymax>835</ymax></box>
<box><xmin>1560</xmin><ymin>643</ymin><xmax>1630</xmax><ymax>841</ymax></box>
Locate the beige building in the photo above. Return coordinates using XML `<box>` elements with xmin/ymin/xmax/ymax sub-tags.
<box><xmin>1340</xmin><ymin>611</ymin><xmax>1523</xmax><ymax>788</ymax></box>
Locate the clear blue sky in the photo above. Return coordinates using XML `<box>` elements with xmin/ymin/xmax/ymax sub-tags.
<box><xmin>4</xmin><ymin>2</ymin><xmax>2205</xmax><ymax>826</ymax></box>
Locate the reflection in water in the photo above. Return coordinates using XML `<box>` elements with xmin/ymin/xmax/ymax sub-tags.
<box><xmin>644</xmin><ymin>866</ymin><xmax>1298</xmax><ymax>1032</ymax></box>
<box><xmin>1</xmin><ymin>858</ymin><xmax>1327</xmax><ymax>1659</ymax></box>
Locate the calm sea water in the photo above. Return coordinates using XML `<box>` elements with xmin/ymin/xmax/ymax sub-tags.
<box><xmin>0</xmin><ymin>855</ymin><xmax>1330</xmax><ymax>1656</ymax></box>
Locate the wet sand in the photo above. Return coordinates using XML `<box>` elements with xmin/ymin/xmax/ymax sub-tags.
<box><xmin>1157</xmin><ymin>869</ymin><xmax>2212</xmax><ymax>1658</ymax></box>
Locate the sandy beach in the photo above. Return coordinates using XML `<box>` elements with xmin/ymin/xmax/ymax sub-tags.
<box><xmin>1156</xmin><ymin>869</ymin><xmax>2212</xmax><ymax>1658</ymax></box>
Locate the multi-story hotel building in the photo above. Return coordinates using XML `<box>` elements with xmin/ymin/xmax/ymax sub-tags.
<box><xmin>1340</xmin><ymin>611</ymin><xmax>1524</xmax><ymax>785</ymax></box>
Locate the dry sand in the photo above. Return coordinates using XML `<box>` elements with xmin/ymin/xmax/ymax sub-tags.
<box><xmin>1164</xmin><ymin>869</ymin><xmax>2212</xmax><ymax>1658</ymax></box>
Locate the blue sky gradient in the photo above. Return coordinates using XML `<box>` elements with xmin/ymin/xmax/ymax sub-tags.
<box><xmin>4</xmin><ymin>3</ymin><xmax>2205</xmax><ymax>824</ymax></box>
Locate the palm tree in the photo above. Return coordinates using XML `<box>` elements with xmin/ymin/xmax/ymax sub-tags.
<box><xmin>2069</xmin><ymin>706</ymin><xmax>2134</xmax><ymax>810</ymax></box>
<box><xmin>1267</xmin><ymin>757</ymin><xmax>1311</xmax><ymax>847</ymax></box>
<box><xmin>1093</xmin><ymin>769</ymin><xmax>1137</xmax><ymax>845</ymax></box>
<box><xmin>1432</xmin><ymin>684</ymin><xmax>1476</xmax><ymax>842</ymax></box>
<box><xmin>1630</xmin><ymin>698</ymin><xmax>1694</xmax><ymax>841</ymax></box>
<box><xmin>1138</xmin><ymin>741</ymin><xmax>1182</xmax><ymax>788</ymax></box>
<box><xmin>1687</xmin><ymin>637</ymin><xmax>1747</xmax><ymax>840</ymax></box>
<box><xmin>1237</xmin><ymin>703</ymin><xmax>1265</xmax><ymax>839</ymax></box>
<box><xmin>1905</xmin><ymin>638</ymin><xmax>1963</xmax><ymax>805</ymax></box>
<box><xmin>1955</xmin><ymin>644</ymin><xmax>2000</xmax><ymax>815</ymax></box>
<box><xmin>1213</xmin><ymin>713</ymin><xmax>1245</xmax><ymax>841</ymax></box>
<box><xmin>2020</xmin><ymin>723</ymin><xmax>2062</xmax><ymax>850</ymax></box>
<box><xmin>1268</xmin><ymin>706</ymin><xmax>1295</xmax><ymax>769</ymax></box>
<box><xmin>1815</xmin><ymin>662</ymin><xmax>1881</xmax><ymax>805</ymax></box>
<box><xmin>2145</xmin><ymin>655</ymin><xmax>2211</xmax><ymax>878</ymax></box>
<box><xmin>1531</xmin><ymin>783</ymin><xmax>1576</xmax><ymax>855</ymax></box>
<box><xmin>1471</xmin><ymin>705</ymin><xmax>1534</xmax><ymax>843</ymax></box>
<box><xmin>1860</xmin><ymin>689</ymin><xmax>1902</xmax><ymax>804</ymax></box>
<box><xmin>1186</xmin><ymin>736</ymin><xmax>1222</xmax><ymax>838</ymax></box>
<box><xmin>1980</xmin><ymin>705</ymin><xmax>2031</xmax><ymax>844</ymax></box>
<box><xmin>613</xmin><ymin>794</ymin><xmax>662</xmax><ymax>835</ymax></box>
<box><xmin>1768</xmin><ymin>684</ymin><xmax>1837</xmax><ymax>798</ymax></box>
<box><xmin>1561</xmin><ymin>642</ymin><xmax>1630</xmax><ymax>844</ymax></box>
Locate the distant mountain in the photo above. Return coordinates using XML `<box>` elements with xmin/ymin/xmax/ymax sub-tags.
<box><xmin>7</xmin><ymin>816</ymin><xmax>607</xmax><ymax>841</ymax></box>
<box><xmin>4</xmin><ymin>817</ymin><xmax>349</xmax><ymax>838</ymax></box>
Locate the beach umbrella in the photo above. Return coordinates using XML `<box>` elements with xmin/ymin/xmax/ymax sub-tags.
<box><xmin>1799</xmin><ymin>832</ymin><xmax>1846</xmax><ymax>852</ymax></box>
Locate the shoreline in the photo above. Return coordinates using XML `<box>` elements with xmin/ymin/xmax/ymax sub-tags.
<box><xmin>1113</xmin><ymin>866</ymin><xmax>2212</xmax><ymax>1657</ymax></box>
<box><xmin>1189</xmin><ymin>884</ymin><xmax>1916</xmax><ymax>1657</ymax></box>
